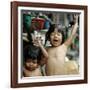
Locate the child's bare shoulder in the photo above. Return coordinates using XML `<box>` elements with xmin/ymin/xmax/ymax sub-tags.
<box><xmin>45</xmin><ymin>46</ymin><xmax>52</xmax><ymax>51</ymax></box>
<box><xmin>60</xmin><ymin>44</ymin><xmax>68</xmax><ymax>50</ymax></box>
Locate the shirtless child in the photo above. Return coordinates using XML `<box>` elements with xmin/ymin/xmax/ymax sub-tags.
<box><xmin>23</xmin><ymin>55</ymin><xmax>42</xmax><ymax>77</ymax></box>
<box><xmin>23</xmin><ymin>32</ymin><xmax>48</xmax><ymax>77</ymax></box>
<box><xmin>45</xmin><ymin>15</ymin><xmax>79</xmax><ymax>75</ymax></box>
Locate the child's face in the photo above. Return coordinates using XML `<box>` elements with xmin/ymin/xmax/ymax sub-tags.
<box><xmin>50</xmin><ymin>28</ymin><xmax>63</xmax><ymax>47</ymax></box>
<box><xmin>25</xmin><ymin>59</ymin><xmax>38</xmax><ymax>71</ymax></box>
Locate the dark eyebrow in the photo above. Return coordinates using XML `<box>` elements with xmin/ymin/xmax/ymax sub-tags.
<box><xmin>32</xmin><ymin>60</ymin><xmax>37</xmax><ymax>63</ymax></box>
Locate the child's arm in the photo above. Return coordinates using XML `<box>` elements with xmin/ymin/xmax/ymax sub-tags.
<box><xmin>39</xmin><ymin>43</ymin><xmax>48</xmax><ymax>58</ymax></box>
<box><xmin>64</xmin><ymin>15</ymin><xmax>79</xmax><ymax>47</ymax></box>
<box><xmin>33</xmin><ymin>37</ymin><xmax>48</xmax><ymax>59</ymax></box>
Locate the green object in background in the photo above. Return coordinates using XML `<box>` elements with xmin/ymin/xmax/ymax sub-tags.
<box><xmin>23</xmin><ymin>14</ymin><xmax>32</xmax><ymax>30</ymax></box>
<box><xmin>75</xmin><ymin>37</ymin><xmax>79</xmax><ymax>50</ymax></box>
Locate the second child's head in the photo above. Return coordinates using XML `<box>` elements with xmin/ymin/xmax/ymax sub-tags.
<box><xmin>24</xmin><ymin>46</ymin><xmax>41</xmax><ymax>71</ymax></box>
<box><xmin>25</xmin><ymin>57</ymin><xmax>38</xmax><ymax>71</ymax></box>
<box><xmin>45</xmin><ymin>24</ymin><xmax>64</xmax><ymax>47</ymax></box>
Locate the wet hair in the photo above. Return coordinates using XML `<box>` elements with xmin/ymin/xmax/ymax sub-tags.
<box><xmin>45</xmin><ymin>24</ymin><xmax>64</xmax><ymax>46</ymax></box>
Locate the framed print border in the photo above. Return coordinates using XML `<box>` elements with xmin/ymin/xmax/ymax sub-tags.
<box><xmin>11</xmin><ymin>1</ymin><xmax>88</xmax><ymax>88</ymax></box>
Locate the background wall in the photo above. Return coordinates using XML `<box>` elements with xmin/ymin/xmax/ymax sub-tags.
<box><xmin>0</xmin><ymin>0</ymin><xmax>89</xmax><ymax>90</ymax></box>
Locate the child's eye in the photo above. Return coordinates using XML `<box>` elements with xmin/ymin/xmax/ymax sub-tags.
<box><xmin>57</xmin><ymin>33</ymin><xmax>61</xmax><ymax>36</ymax></box>
<box><xmin>51</xmin><ymin>33</ymin><xmax>54</xmax><ymax>36</ymax></box>
<box><xmin>33</xmin><ymin>60</ymin><xmax>37</xmax><ymax>64</ymax></box>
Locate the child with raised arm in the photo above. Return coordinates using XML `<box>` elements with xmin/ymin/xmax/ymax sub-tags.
<box><xmin>23</xmin><ymin>31</ymin><xmax>48</xmax><ymax>77</ymax></box>
<box><xmin>45</xmin><ymin>15</ymin><xmax>79</xmax><ymax>75</ymax></box>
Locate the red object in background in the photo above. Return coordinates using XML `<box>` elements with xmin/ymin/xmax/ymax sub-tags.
<box><xmin>31</xmin><ymin>18</ymin><xmax>45</xmax><ymax>30</ymax></box>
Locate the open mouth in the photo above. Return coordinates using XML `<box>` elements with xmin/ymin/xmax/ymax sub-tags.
<box><xmin>53</xmin><ymin>39</ymin><xmax>59</xmax><ymax>42</ymax></box>
<box><xmin>29</xmin><ymin>67</ymin><xmax>35</xmax><ymax>71</ymax></box>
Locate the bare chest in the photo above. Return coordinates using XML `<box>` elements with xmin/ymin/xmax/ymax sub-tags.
<box><xmin>23</xmin><ymin>67</ymin><xmax>42</xmax><ymax>77</ymax></box>
<box><xmin>48</xmin><ymin>46</ymin><xmax>67</xmax><ymax>59</ymax></box>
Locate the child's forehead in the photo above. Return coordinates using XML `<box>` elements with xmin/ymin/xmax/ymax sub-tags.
<box><xmin>55</xmin><ymin>28</ymin><xmax>59</xmax><ymax>31</ymax></box>
<box><xmin>52</xmin><ymin>28</ymin><xmax>62</xmax><ymax>33</ymax></box>
<box><xmin>26</xmin><ymin>58</ymin><xmax>37</xmax><ymax>61</ymax></box>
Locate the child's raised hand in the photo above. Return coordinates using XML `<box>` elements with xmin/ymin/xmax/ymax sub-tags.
<box><xmin>32</xmin><ymin>37</ymin><xmax>42</xmax><ymax>47</ymax></box>
<box><xmin>31</xmin><ymin>31</ymin><xmax>43</xmax><ymax>47</ymax></box>
<box><xmin>64</xmin><ymin>14</ymin><xmax>79</xmax><ymax>46</ymax></box>
<box><xmin>73</xmin><ymin>14</ymin><xmax>79</xmax><ymax>23</ymax></box>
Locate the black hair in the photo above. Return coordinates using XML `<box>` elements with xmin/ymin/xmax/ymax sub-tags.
<box><xmin>23</xmin><ymin>45</ymin><xmax>42</xmax><ymax>64</ymax></box>
<box><xmin>44</xmin><ymin>24</ymin><xmax>64</xmax><ymax>46</ymax></box>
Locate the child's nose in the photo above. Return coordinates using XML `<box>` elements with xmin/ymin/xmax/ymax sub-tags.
<box><xmin>54</xmin><ymin>33</ymin><xmax>58</xmax><ymax>37</ymax></box>
<box><xmin>29</xmin><ymin>62</ymin><xmax>33</xmax><ymax>66</ymax></box>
